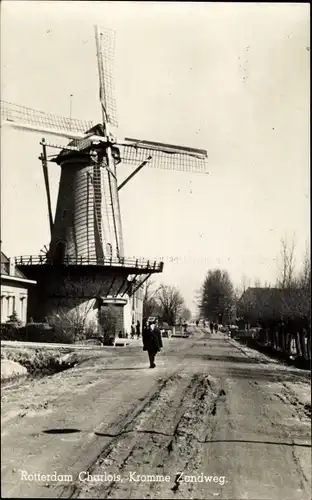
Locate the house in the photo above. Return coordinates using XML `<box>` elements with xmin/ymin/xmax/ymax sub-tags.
<box><xmin>1</xmin><ymin>250</ymin><xmax>37</xmax><ymax>325</ymax></box>
<box><xmin>238</xmin><ymin>287</ymin><xmax>310</xmax><ymax>327</ymax></box>
<box><xmin>123</xmin><ymin>286</ymin><xmax>144</xmax><ymax>336</ymax></box>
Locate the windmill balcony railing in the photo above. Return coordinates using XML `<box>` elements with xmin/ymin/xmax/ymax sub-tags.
<box><xmin>14</xmin><ymin>255</ymin><xmax>164</xmax><ymax>272</ymax></box>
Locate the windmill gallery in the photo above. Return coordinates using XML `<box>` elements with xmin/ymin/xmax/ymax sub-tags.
<box><xmin>1</xmin><ymin>26</ymin><xmax>208</xmax><ymax>338</ymax></box>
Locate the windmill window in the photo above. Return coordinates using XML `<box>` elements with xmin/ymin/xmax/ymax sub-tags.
<box><xmin>106</xmin><ymin>243</ymin><xmax>112</xmax><ymax>258</ymax></box>
<box><xmin>62</xmin><ymin>209</ymin><xmax>67</xmax><ymax>220</ymax></box>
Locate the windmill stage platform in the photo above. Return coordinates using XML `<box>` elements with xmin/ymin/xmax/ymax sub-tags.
<box><xmin>15</xmin><ymin>255</ymin><xmax>163</xmax><ymax>274</ymax></box>
<box><xmin>15</xmin><ymin>255</ymin><xmax>163</xmax><ymax>324</ymax></box>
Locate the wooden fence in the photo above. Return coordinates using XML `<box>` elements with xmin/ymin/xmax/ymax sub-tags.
<box><xmin>233</xmin><ymin>323</ymin><xmax>311</xmax><ymax>365</ymax></box>
<box><xmin>256</xmin><ymin>327</ymin><xmax>311</xmax><ymax>361</ymax></box>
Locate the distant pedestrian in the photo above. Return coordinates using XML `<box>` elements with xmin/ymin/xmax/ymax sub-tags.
<box><xmin>142</xmin><ymin>320</ymin><xmax>163</xmax><ymax>368</ymax></box>
<box><xmin>196</xmin><ymin>320</ymin><xmax>199</xmax><ymax>327</ymax></box>
<box><xmin>136</xmin><ymin>320</ymin><xmax>141</xmax><ymax>338</ymax></box>
<box><xmin>131</xmin><ymin>323</ymin><xmax>135</xmax><ymax>339</ymax></box>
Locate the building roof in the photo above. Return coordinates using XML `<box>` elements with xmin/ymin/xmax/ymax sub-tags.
<box><xmin>238</xmin><ymin>287</ymin><xmax>310</xmax><ymax>321</ymax></box>
<box><xmin>1</xmin><ymin>251</ymin><xmax>27</xmax><ymax>279</ymax></box>
<box><xmin>1</xmin><ymin>251</ymin><xmax>9</xmax><ymax>264</ymax></box>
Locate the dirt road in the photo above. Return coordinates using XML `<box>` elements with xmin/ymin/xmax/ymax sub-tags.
<box><xmin>1</xmin><ymin>329</ymin><xmax>311</xmax><ymax>499</ymax></box>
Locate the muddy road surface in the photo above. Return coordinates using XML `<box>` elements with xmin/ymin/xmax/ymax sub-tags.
<box><xmin>1</xmin><ymin>329</ymin><xmax>311</xmax><ymax>499</ymax></box>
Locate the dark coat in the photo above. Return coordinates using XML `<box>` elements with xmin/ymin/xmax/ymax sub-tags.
<box><xmin>142</xmin><ymin>326</ymin><xmax>163</xmax><ymax>354</ymax></box>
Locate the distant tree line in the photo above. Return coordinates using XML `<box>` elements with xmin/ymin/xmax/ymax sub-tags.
<box><xmin>197</xmin><ymin>236</ymin><xmax>310</xmax><ymax>327</ymax></box>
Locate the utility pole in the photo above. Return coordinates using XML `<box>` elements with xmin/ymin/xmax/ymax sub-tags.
<box><xmin>69</xmin><ymin>94</ymin><xmax>73</xmax><ymax>129</ymax></box>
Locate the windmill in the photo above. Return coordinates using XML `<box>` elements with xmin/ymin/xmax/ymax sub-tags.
<box><xmin>1</xmin><ymin>26</ymin><xmax>208</xmax><ymax>328</ymax></box>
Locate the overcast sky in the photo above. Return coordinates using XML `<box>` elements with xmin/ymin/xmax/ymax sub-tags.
<box><xmin>1</xmin><ymin>1</ymin><xmax>310</xmax><ymax>313</ymax></box>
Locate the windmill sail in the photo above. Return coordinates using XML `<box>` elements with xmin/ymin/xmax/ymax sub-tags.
<box><xmin>1</xmin><ymin>100</ymin><xmax>94</xmax><ymax>138</ymax></box>
<box><xmin>95</xmin><ymin>26</ymin><xmax>118</xmax><ymax>128</ymax></box>
<box><xmin>119</xmin><ymin>137</ymin><xmax>208</xmax><ymax>173</ymax></box>
<box><xmin>94</xmin><ymin>25</ymin><xmax>123</xmax><ymax>258</ymax></box>
<box><xmin>1</xmin><ymin>100</ymin><xmax>208</xmax><ymax>172</ymax></box>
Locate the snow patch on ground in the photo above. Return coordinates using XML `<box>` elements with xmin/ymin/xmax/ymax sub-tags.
<box><xmin>1</xmin><ymin>359</ymin><xmax>27</xmax><ymax>381</ymax></box>
<box><xmin>227</xmin><ymin>337</ymin><xmax>280</xmax><ymax>364</ymax></box>
<box><xmin>228</xmin><ymin>338</ymin><xmax>311</xmax><ymax>416</ymax></box>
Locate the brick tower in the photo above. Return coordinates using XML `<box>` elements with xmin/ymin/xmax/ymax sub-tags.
<box><xmin>16</xmin><ymin>133</ymin><xmax>163</xmax><ymax>335</ymax></box>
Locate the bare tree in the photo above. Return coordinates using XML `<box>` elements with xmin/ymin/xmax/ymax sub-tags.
<box><xmin>273</xmin><ymin>237</ymin><xmax>310</xmax><ymax>323</ymax></box>
<box><xmin>234</xmin><ymin>274</ymin><xmax>251</xmax><ymax>304</ymax></box>
<box><xmin>98</xmin><ymin>305</ymin><xmax>117</xmax><ymax>345</ymax></box>
<box><xmin>48</xmin><ymin>298</ymin><xmax>97</xmax><ymax>343</ymax></box>
<box><xmin>276</xmin><ymin>235</ymin><xmax>296</xmax><ymax>288</ymax></box>
<box><xmin>298</xmin><ymin>242</ymin><xmax>311</xmax><ymax>289</ymax></box>
<box><xmin>142</xmin><ymin>278</ymin><xmax>161</xmax><ymax>319</ymax></box>
<box><xmin>180</xmin><ymin>307</ymin><xmax>192</xmax><ymax>323</ymax></box>
<box><xmin>241</xmin><ymin>274</ymin><xmax>251</xmax><ymax>293</ymax></box>
<box><xmin>156</xmin><ymin>285</ymin><xmax>185</xmax><ymax>326</ymax></box>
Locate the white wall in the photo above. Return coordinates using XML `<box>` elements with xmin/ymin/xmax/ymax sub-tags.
<box><xmin>123</xmin><ymin>287</ymin><xmax>144</xmax><ymax>336</ymax></box>
<box><xmin>1</xmin><ymin>282</ymin><xmax>28</xmax><ymax>324</ymax></box>
<box><xmin>123</xmin><ymin>297</ymin><xmax>133</xmax><ymax>337</ymax></box>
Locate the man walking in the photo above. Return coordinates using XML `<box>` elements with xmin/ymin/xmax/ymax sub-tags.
<box><xmin>136</xmin><ymin>320</ymin><xmax>141</xmax><ymax>338</ymax></box>
<box><xmin>142</xmin><ymin>320</ymin><xmax>163</xmax><ymax>368</ymax></box>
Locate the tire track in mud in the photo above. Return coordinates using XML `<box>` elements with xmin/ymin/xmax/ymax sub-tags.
<box><xmin>65</xmin><ymin>372</ymin><xmax>189</xmax><ymax>498</ymax></box>
<box><xmin>68</xmin><ymin>373</ymin><xmax>226</xmax><ymax>499</ymax></box>
<box><xmin>272</xmin><ymin>384</ymin><xmax>311</xmax><ymax>422</ymax></box>
<box><xmin>57</xmin><ymin>369</ymin><xmax>183</xmax><ymax>498</ymax></box>
<box><xmin>60</xmin><ymin>335</ymin><xmax>206</xmax><ymax>497</ymax></box>
<box><xmin>56</xmin><ymin>373</ymin><xmax>180</xmax><ymax>498</ymax></box>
